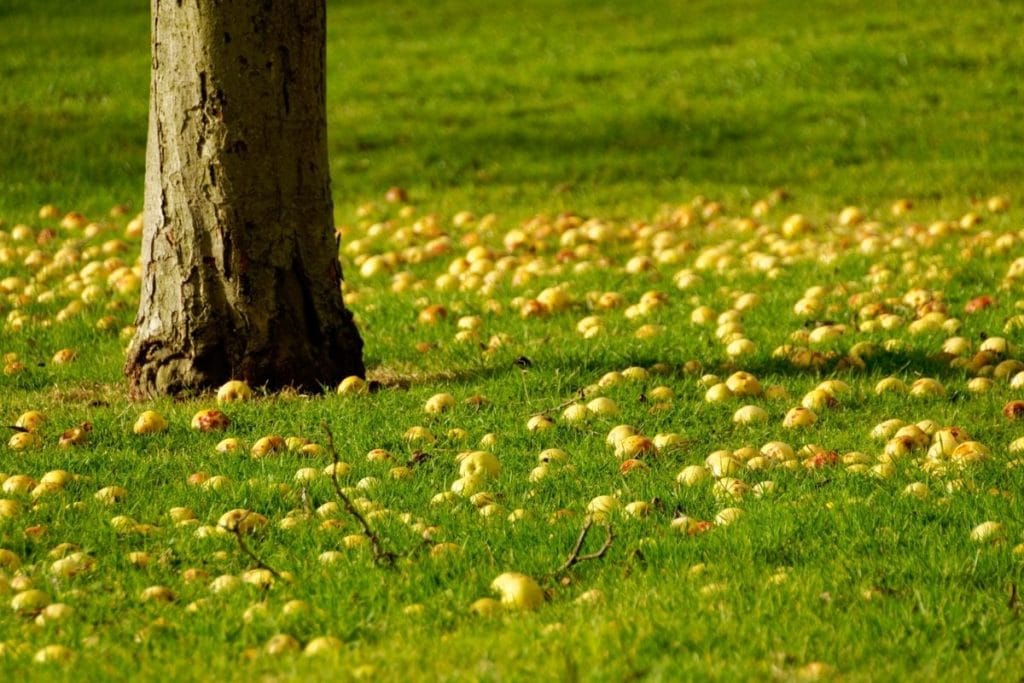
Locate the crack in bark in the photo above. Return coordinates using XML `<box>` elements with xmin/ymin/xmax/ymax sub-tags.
<box><xmin>196</xmin><ymin>71</ymin><xmax>208</xmax><ymax>156</ymax></box>
<box><xmin>221</xmin><ymin>224</ymin><xmax>232</xmax><ymax>280</ymax></box>
<box><xmin>278</xmin><ymin>46</ymin><xmax>291</xmax><ymax>114</ymax></box>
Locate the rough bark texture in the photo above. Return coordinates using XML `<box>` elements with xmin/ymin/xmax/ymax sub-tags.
<box><xmin>126</xmin><ymin>0</ymin><xmax>364</xmax><ymax>398</ymax></box>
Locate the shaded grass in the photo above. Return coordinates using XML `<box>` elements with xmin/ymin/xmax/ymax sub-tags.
<box><xmin>2</xmin><ymin>0</ymin><xmax>1024</xmax><ymax>221</ymax></box>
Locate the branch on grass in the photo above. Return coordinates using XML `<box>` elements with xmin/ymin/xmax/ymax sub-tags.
<box><xmin>552</xmin><ymin>515</ymin><xmax>614</xmax><ymax>579</ymax></box>
<box><xmin>220</xmin><ymin>513</ymin><xmax>281</xmax><ymax>579</ymax></box>
<box><xmin>536</xmin><ymin>389</ymin><xmax>588</xmax><ymax>417</ymax></box>
<box><xmin>322</xmin><ymin>421</ymin><xmax>397</xmax><ymax>568</ymax></box>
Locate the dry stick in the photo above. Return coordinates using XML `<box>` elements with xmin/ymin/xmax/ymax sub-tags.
<box><xmin>536</xmin><ymin>388</ymin><xmax>588</xmax><ymax>417</ymax></box>
<box><xmin>299</xmin><ymin>486</ymin><xmax>314</xmax><ymax>516</ymax></box>
<box><xmin>322</xmin><ymin>422</ymin><xmax>396</xmax><ymax>567</ymax></box>
<box><xmin>220</xmin><ymin>513</ymin><xmax>281</xmax><ymax>579</ymax></box>
<box><xmin>518</xmin><ymin>369</ymin><xmax>532</xmax><ymax>406</ymax></box>
<box><xmin>553</xmin><ymin>515</ymin><xmax>615</xmax><ymax>577</ymax></box>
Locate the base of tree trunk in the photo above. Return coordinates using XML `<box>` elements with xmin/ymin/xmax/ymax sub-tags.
<box><xmin>125</xmin><ymin>309</ymin><xmax>364</xmax><ymax>399</ymax></box>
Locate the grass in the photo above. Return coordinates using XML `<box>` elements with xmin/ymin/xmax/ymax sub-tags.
<box><xmin>3</xmin><ymin>0</ymin><xmax>1024</xmax><ymax>221</ymax></box>
<box><xmin>1</xmin><ymin>0</ymin><xmax>1024</xmax><ymax>680</ymax></box>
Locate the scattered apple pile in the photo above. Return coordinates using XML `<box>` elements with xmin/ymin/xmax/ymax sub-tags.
<box><xmin>1</xmin><ymin>191</ymin><xmax>1023</xmax><ymax>671</ymax></box>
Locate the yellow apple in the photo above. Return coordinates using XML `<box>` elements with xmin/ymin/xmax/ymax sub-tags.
<box><xmin>586</xmin><ymin>495</ymin><xmax>620</xmax><ymax>522</ymax></box>
<box><xmin>94</xmin><ymin>485</ymin><xmax>128</xmax><ymax>504</ymax></box>
<box><xmin>0</xmin><ymin>549</ymin><xmax>20</xmax><ymax>570</ymax></box>
<box><xmin>14</xmin><ymin>410</ymin><xmax>46</xmax><ymax>432</ymax></box>
<box><xmin>970</xmin><ymin>521</ymin><xmax>1004</xmax><ymax>543</ymax></box>
<box><xmin>303</xmin><ymin>636</ymin><xmax>343</xmax><ymax>657</ymax></box>
<box><xmin>34</xmin><ymin>602</ymin><xmax>74</xmax><ymax>626</ymax></box>
<box><xmin>424</xmin><ymin>392</ymin><xmax>456</xmax><ymax>414</ymax></box>
<box><xmin>139</xmin><ymin>585</ymin><xmax>175</xmax><ymax>602</ymax></box>
<box><xmin>706</xmin><ymin>451</ymin><xmax>744</xmax><ymax>477</ymax></box>
<box><xmin>216</xmin><ymin>379</ymin><xmax>252</xmax><ymax>403</ymax></box>
<box><xmin>902</xmin><ymin>482</ymin><xmax>930</xmax><ymax>500</ymax></box>
<box><xmin>585</xmin><ymin>397</ymin><xmax>618</xmax><ymax>416</ymax></box>
<box><xmin>217</xmin><ymin>509</ymin><xmax>268</xmax><ymax>534</ymax></box>
<box><xmin>490</xmin><ymin>572</ymin><xmax>544</xmax><ymax>611</ymax></box>
<box><xmin>782</xmin><ymin>407</ymin><xmax>817</xmax><ymax>428</ymax></box>
<box><xmin>251</xmin><ymin>435</ymin><xmax>286</xmax><ymax>458</ymax></box>
<box><xmin>733</xmin><ymin>405</ymin><xmax>768</xmax><ymax>425</ymax></box>
<box><xmin>526</xmin><ymin>415</ymin><xmax>554</xmax><ymax>432</ymax></box>
<box><xmin>614</xmin><ymin>435</ymin><xmax>655</xmax><ymax>459</ymax></box>
<box><xmin>457</xmin><ymin>450</ymin><xmax>500</xmax><ymax>479</ymax></box>
<box><xmin>715</xmin><ymin>507</ymin><xmax>744</xmax><ymax>525</ymax></box>
<box><xmin>33</xmin><ymin>644</ymin><xmax>73</xmax><ymax>664</ymax></box>
<box><xmin>8</xmin><ymin>432</ymin><xmax>41</xmax><ymax>450</ymax></box>
<box><xmin>561</xmin><ymin>403</ymin><xmax>591</xmax><ymax>423</ymax></box>
<box><xmin>676</xmin><ymin>465</ymin><xmax>709</xmax><ymax>486</ymax></box>
<box><xmin>11</xmin><ymin>589</ymin><xmax>50</xmax><ymax>615</ymax></box>
<box><xmin>265</xmin><ymin>634</ymin><xmax>300</xmax><ymax>656</ymax></box>
<box><xmin>133</xmin><ymin>410</ymin><xmax>167</xmax><ymax>435</ymax></box>
<box><xmin>469</xmin><ymin>597</ymin><xmax>502</xmax><ymax>616</ymax></box>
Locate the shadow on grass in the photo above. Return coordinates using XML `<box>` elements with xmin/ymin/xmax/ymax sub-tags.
<box><xmin>367</xmin><ymin>346</ymin><xmax>971</xmax><ymax>393</ymax></box>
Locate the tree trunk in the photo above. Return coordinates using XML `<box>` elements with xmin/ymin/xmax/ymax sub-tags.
<box><xmin>126</xmin><ymin>0</ymin><xmax>364</xmax><ymax>398</ymax></box>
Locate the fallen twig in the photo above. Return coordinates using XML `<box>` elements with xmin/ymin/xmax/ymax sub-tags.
<box><xmin>323</xmin><ymin>422</ymin><xmax>397</xmax><ymax>567</ymax></box>
<box><xmin>299</xmin><ymin>486</ymin><xmax>314</xmax><ymax>516</ymax></box>
<box><xmin>553</xmin><ymin>515</ymin><xmax>614</xmax><ymax>578</ymax></box>
<box><xmin>220</xmin><ymin>512</ymin><xmax>281</xmax><ymax>579</ymax></box>
<box><xmin>536</xmin><ymin>388</ymin><xmax>588</xmax><ymax>417</ymax></box>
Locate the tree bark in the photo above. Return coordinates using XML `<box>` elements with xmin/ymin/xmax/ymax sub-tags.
<box><xmin>126</xmin><ymin>0</ymin><xmax>364</xmax><ymax>398</ymax></box>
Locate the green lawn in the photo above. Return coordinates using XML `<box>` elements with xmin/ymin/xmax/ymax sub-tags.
<box><xmin>3</xmin><ymin>0</ymin><xmax>1024</xmax><ymax>221</ymax></box>
<box><xmin>2</xmin><ymin>0</ymin><xmax>1024</xmax><ymax>680</ymax></box>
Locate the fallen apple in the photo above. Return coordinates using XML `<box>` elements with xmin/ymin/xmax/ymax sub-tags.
<box><xmin>216</xmin><ymin>379</ymin><xmax>253</xmax><ymax>403</ymax></box>
<box><xmin>191</xmin><ymin>408</ymin><xmax>230</xmax><ymax>431</ymax></box>
<box><xmin>490</xmin><ymin>572</ymin><xmax>544</xmax><ymax>611</ymax></box>
<box><xmin>133</xmin><ymin>410</ymin><xmax>167</xmax><ymax>435</ymax></box>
